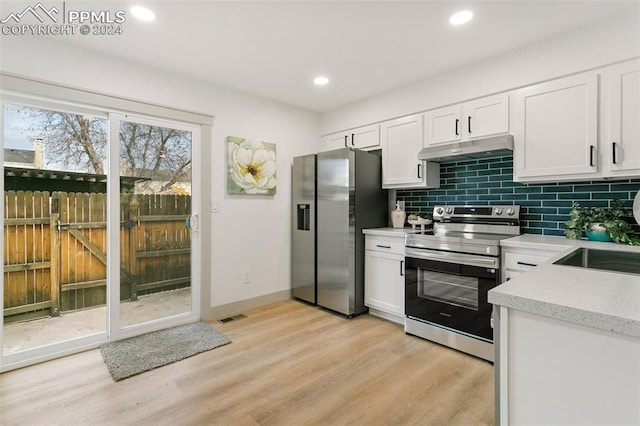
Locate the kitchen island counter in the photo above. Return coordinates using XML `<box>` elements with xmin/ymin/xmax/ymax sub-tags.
<box><xmin>493</xmin><ymin>235</ymin><xmax>640</xmax><ymax>337</ymax></box>
<box><xmin>491</xmin><ymin>236</ymin><xmax>640</xmax><ymax>425</ymax></box>
<box><xmin>499</xmin><ymin>233</ymin><xmax>578</xmax><ymax>251</ymax></box>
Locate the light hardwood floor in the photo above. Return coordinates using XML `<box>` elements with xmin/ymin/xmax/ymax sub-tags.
<box><xmin>0</xmin><ymin>300</ymin><xmax>494</xmax><ymax>425</ymax></box>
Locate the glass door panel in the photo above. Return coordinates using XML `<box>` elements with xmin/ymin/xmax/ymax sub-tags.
<box><xmin>116</xmin><ymin>117</ymin><xmax>193</xmax><ymax>328</ymax></box>
<box><xmin>2</xmin><ymin>103</ymin><xmax>108</xmax><ymax>356</ymax></box>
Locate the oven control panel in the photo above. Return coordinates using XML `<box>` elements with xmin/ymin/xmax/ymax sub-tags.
<box><xmin>433</xmin><ymin>205</ymin><xmax>520</xmax><ymax>220</ymax></box>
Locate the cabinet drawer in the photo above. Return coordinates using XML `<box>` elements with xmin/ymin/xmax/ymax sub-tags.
<box><xmin>365</xmin><ymin>235</ymin><xmax>405</xmax><ymax>255</ymax></box>
<box><xmin>504</xmin><ymin>269</ymin><xmax>523</xmax><ymax>282</ymax></box>
<box><xmin>504</xmin><ymin>252</ymin><xmax>549</xmax><ymax>271</ymax></box>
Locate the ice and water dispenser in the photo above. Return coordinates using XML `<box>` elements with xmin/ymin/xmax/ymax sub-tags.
<box><xmin>297</xmin><ymin>204</ymin><xmax>311</xmax><ymax>231</ymax></box>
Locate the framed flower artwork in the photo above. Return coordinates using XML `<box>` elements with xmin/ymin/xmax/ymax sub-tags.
<box><xmin>226</xmin><ymin>136</ymin><xmax>277</xmax><ymax>195</ymax></box>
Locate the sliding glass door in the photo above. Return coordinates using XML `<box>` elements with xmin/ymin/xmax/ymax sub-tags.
<box><xmin>2</xmin><ymin>101</ymin><xmax>110</xmax><ymax>364</ymax></box>
<box><xmin>1</xmin><ymin>100</ymin><xmax>201</xmax><ymax>370</ymax></box>
<box><xmin>110</xmin><ymin>114</ymin><xmax>198</xmax><ymax>332</ymax></box>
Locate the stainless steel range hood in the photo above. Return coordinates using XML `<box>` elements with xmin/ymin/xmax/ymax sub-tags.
<box><xmin>418</xmin><ymin>134</ymin><xmax>513</xmax><ymax>162</ymax></box>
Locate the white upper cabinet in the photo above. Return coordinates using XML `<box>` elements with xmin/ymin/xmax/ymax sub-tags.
<box><xmin>604</xmin><ymin>59</ymin><xmax>640</xmax><ymax>177</ymax></box>
<box><xmin>322</xmin><ymin>132</ymin><xmax>350</xmax><ymax>151</ymax></box>
<box><xmin>513</xmin><ymin>71</ymin><xmax>599</xmax><ymax>182</ymax></box>
<box><xmin>350</xmin><ymin>124</ymin><xmax>380</xmax><ymax>150</ymax></box>
<box><xmin>321</xmin><ymin>124</ymin><xmax>380</xmax><ymax>152</ymax></box>
<box><xmin>424</xmin><ymin>105</ymin><xmax>461</xmax><ymax>145</ymax></box>
<box><xmin>464</xmin><ymin>94</ymin><xmax>510</xmax><ymax>140</ymax></box>
<box><xmin>380</xmin><ymin>114</ymin><xmax>440</xmax><ymax>189</ymax></box>
<box><xmin>513</xmin><ymin>59</ymin><xmax>640</xmax><ymax>183</ymax></box>
<box><xmin>424</xmin><ymin>93</ymin><xmax>510</xmax><ymax>146</ymax></box>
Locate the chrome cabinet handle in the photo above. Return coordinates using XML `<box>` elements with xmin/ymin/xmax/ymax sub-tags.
<box><xmin>517</xmin><ymin>261</ymin><xmax>537</xmax><ymax>267</ymax></box>
<box><xmin>467</xmin><ymin>116</ymin><xmax>472</xmax><ymax>133</ymax></box>
<box><xmin>455</xmin><ymin>118</ymin><xmax>459</xmax><ymax>136</ymax></box>
<box><xmin>590</xmin><ymin>145</ymin><xmax>595</xmax><ymax>167</ymax></box>
<box><xmin>351</xmin><ymin>133</ymin><xmax>355</xmax><ymax>146</ymax></box>
<box><xmin>400</xmin><ymin>260</ymin><xmax>404</xmax><ymax>276</ymax></box>
<box><xmin>376</xmin><ymin>244</ymin><xmax>391</xmax><ymax>249</ymax></box>
<box><xmin>417</xmin><ymin>163</ymin><xmax>422</xmax><ymax>179</ymax></box>
<box><xmin>612</xmin><ymin>142</ymin><xmax>618</xmax><ymax>164</ymax></box>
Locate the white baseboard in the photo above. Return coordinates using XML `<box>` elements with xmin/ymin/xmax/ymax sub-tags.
<box><xmin>367</xmin><ymin>307</ymin><xmax>405</xmax><ymax>326</ymax></box>
<box><xmin>202</xmin><ymin>289</ymin><xmax>291</xmax><ymax>321</ymax></box>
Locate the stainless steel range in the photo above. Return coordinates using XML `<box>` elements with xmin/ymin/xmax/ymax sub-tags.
<box><xmin>404</xmin><ymin>205</ymin><xmax>521</xmax><ymax>362</ymax></box>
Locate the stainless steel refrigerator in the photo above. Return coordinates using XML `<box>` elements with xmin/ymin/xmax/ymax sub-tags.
<box><xmin>291</xmin><ymin>153</ymin><xmax>317</xmax><ymax>304</ymax></box>
<box><xmin>291</xmin><ymin>148</ymin><xmax>387</xmax><ymax>316</ymax></box>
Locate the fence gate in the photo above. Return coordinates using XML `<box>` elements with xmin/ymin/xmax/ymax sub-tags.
<box><xmin>55</xmin><ymin>191</ymin><xmax>108</xmax><ymax>312</ymax></box>
<box><xmin>3</xmin><ymin>191</ymin><xmax>191</xmax><ymax>323</ymax></box>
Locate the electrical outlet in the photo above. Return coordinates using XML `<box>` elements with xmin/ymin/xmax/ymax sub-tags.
<box><xmin>241</xmin><ymin>270</ymin><xmax>251</xmax><ymax>284</ymax></box>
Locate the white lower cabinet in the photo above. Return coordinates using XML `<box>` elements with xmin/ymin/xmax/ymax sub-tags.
<box><xmin>501</xmin><ymin>245</ymin><xmax>565</xmax><ymax>283</ymax></box>
<box><xmin>496</xmin><ymin>307</ymin><xmax>640</xmax><ymax>425</ymax></box>
<box><xmin>364</xmin><ymin>234</ymin><xmax>405</xmax><ymax>324</ymax></box>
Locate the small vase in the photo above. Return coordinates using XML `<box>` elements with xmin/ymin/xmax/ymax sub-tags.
<box><xmin>586</xmin><ymin>222</ymin><xmax>612</xmax><ymax>242</ymax></box>
<box><xmin>391</xmin><ymin>201</ymin><xmax>406</xmax><ymax>229</ymax></box>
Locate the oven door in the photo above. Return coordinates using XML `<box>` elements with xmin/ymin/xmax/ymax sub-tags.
<box><xmin>405</xmin><ymin>248</ymin><xmax>499</xmax><ymax>341</ymax></box>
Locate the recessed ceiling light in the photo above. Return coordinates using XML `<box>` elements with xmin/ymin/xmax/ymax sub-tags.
<box><xmin>131</xmin><ymin>6</ymin><xmax>155</xmax><ymax>22</ymax></box>
<box><xmin>450</xmin><ymin>10</ymin><xmax>473</xmax><ymax>26</ymax></box>
<box><xmin>314</xmin><ymin>76</ymin><xmax>329</xmax><ymax>86</ymax></box>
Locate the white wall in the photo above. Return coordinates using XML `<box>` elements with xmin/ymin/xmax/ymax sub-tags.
<box><xmin>0</xmin><ymin>37</ymin><xmax>322</xmax><ymax>318</ymax></box>
<box><xmin>321</xmin><ymin>12</ymin><xmax>640</xmax><ymax>134</ymax></box>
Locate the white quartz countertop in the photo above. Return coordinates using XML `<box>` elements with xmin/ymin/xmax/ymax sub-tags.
<box><xmin>491</xmin><ymin>235</ymin><xmax>640</xmax><ymax>338</ymax></box>
<box><xmin>499</xmin><ymin>234</ymin><xmax>579</xmax><ymax>251</ymax></box>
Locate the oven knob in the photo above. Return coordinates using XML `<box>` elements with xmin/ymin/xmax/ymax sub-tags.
<box><xmin>494</xmin><ymin>208</ymin><xmax>503</xmax><ymax>215</ymax></box>
<box><xmin>506</xmin><ymin>208</ymin><xmax>515</xmax><ymax>216</ymax></box>
<box><xmin>445</xmin><ymin>207</ymin><xmax>453</xmax><ymax>214</ymax></box>
<box><xmin>436</xmin><ymin>207</ymin><xmax>444</xmax><ymax>215</ymax></box>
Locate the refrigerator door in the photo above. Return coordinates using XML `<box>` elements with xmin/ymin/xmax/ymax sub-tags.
<box><xmin>317</xmin><ymin>148</ymin><xmax>354</xmax><ymax>315</ymax></box>
<box><xmin>315</xmin><ymin>148</ymin><xmax>386</xmax><ymax>317</ymax></box>
<box><xmin>291</xmin><ymin>154</ymin><xmax>316</xmax><ymax>304</ymax></box>
<box><xmin>352</xmin><ymin>149</ymin><xmax>388</xmax><ymax>314</ymax></box>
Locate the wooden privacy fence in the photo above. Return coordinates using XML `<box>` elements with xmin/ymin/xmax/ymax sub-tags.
<box><xmin>3</xmin><ymin>191</ymin><xmax>191</xmax><ymax>322</ymax></box>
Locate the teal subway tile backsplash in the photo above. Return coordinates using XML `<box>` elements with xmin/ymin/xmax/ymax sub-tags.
<box><xmin>397</xmin><ymin>154</ymin><xmax>640</xmax><ymax>236</ymax></box>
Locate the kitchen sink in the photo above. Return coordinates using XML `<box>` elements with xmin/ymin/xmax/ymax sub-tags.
<box><xmin>553</xmin><ymin>247</ymin><xmax>640</xmax><ymax>275</ymax></box>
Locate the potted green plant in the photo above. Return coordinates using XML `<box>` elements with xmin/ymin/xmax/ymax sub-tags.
<box><xmin>565</xmin><ymin>201</ymin><xmax>640</xmax><ymax>245</ymax></box>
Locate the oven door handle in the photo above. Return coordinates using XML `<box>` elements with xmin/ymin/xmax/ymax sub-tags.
<box><xmin>405</xmin><ymin>248</ymin><xmax>499</xmax><ymax>269</ymax></box>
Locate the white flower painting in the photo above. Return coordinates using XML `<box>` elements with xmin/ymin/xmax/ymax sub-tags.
<box><xmin>227</xmin><ymin>136</ymin><xmax>277</xmax><ymax>195</ymax></box>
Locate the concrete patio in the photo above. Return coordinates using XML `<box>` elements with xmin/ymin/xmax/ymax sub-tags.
<box><xmin>3</xmin><ymin>287</ymin><xmax>191</xmax><ymax>355</ymax></box>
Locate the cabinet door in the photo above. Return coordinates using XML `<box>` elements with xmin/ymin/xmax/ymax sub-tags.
<box><xmin>322</xmin><ymin>132</ymin><xmax>348</xmax><ymax>151</ymax></box>
<box><xmin>365</xmin><ymin>250</ymin><xmax>404</xmax><ymax>315</ymax></box>
<box><xmin>464</xmin><ymin>93</ymin><xmax>509</xmax><ymax>140</ymax></box>
<box><xmin>514</xmin><ymin>72</ymin><xmax>599</xmax><ymax>182</ymax></box>
<box><xmin>606</xmin><ymin>59</ymin><xmax>640</xmax><ymax>176</ymax></box>
<box><xmin>501</xmin><ymin>246</ymin><xmax>566</xmax><ymax>283</ymax></box>
<box><xmin>424</xmin><ymin>105</ymin><xmax>461</xmax><ymax>146</ymax></box>
<box><xmin>350</xmin><ymin>124</ymin><xmax>380</xmax><ymax>150</ymax></box>
<box><xmin>381</xmin><ymin>114</ymin><xmax>437</xmax><ymax>188</ymax></box>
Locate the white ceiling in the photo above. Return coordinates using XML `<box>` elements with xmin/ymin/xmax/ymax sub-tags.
<box><xmin>42</xmin><ymin>1</ymin><xmax>640</xmax><ymax>112</ymax></box>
